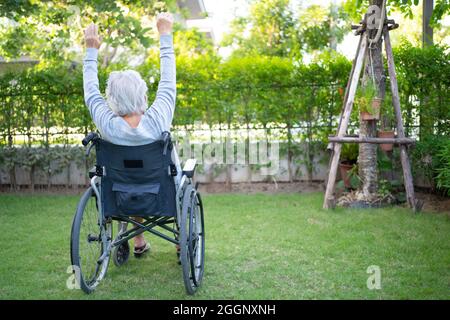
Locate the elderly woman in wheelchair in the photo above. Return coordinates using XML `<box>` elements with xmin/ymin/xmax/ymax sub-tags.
<box><xmin>70</xmin><ymin>13</ymin><xmax>205</xmax><ymax>295</ymax></box>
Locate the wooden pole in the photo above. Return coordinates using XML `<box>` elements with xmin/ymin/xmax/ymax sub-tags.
<box><xmin>324</xmin><ymin>34</ymin><xmax>364</xmax><ymax>195</ymax></box>
<box><xmin>327</xmin><ymin>34</ymin><xmax>364</xmax><ymax>152</ymax></box>
<box><xmin>323</xmin><ymin>34</ymin><xmax>368</xmax><ymax>209</ymax></box>
<box><xmin>384</xmin><ymin>29</ymin><xmax>420</xmax><ymax>212</ymax></box>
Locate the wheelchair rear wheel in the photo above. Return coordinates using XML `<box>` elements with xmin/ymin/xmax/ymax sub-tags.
<box><xmin>180</xmin><ymin>184</ymin><xmax>205</xmax><ymax>295</ymax></box>
<box><xmin>70</xmin><ymin>187</ymin><xmax>111</xmax><ymax>293</ymax></box>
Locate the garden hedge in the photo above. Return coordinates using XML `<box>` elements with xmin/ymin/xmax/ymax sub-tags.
<box><xmin>0</xmin><ymin>42</ymin><xmax>448</xmax><ymax>193</ymax></box>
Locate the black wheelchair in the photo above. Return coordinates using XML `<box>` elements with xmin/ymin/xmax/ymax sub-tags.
<box><xmin>70</xmin><ymin>132</ymin><xmax>205</xmax><ymax>295</ymax></box>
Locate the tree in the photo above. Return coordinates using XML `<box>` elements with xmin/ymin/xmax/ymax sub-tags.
<box><xmin>343</xmin><ymin>0</ymin><xmax>450</xmax><ymax>47</ymax></box>
<box><xmin>298</xmin><ymin>4</ymin><xmax>349</xmax><ymax>53</ymax></box>
<box><xmin>355</xmin><ymin>0</ymin><xmax>385</xmax><ymax>199</ymax></box>
<box><xmin>222</xmin><ymin>0</ymin><xmax>298</xmax><ymax>58</ymax></box>
<box><xmin>0</xmin><ymin>0</ymin><xmax>177</xmax><ymax>66</ymax></box>
<box><xmin>222</xmin><ymin>0</ymin><xmax>351</xmax><ymax>59</ymax></box>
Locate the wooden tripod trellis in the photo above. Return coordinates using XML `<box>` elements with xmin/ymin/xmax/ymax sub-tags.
<box><xmin>323</xmin><ymin>14</ymin><xmax>421</xmax><ymax>212</ymax></box>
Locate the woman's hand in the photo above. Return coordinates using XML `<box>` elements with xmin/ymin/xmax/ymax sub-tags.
<box><xmin>84</xmin><ymin>23</ymin><xmax>101</xmax><ymax>49</ymax></box>
<box><xmin>156</xmin><ymin>12</ymin><xmax>174</xmax><ymax>35</ymax></box>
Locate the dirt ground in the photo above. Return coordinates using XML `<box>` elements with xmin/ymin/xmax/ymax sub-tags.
<box><xmin>414</xmin><ymin>190</ymin><xmax>450</xmax><ymax>214</ymax></box>
<box><xmin>199</xmin><ymin>181</ymin><xmax>324</xmax><ymax>194</ymax></box>
<box><xmin>1</xmin><ymin>182</ymin><xmax>448</xmax><ymax>214</ymax></box>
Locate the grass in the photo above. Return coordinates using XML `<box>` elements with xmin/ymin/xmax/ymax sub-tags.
<box><xmin>0</xmin><ymin>192</ymin><xmax>449</xmax><ymax>300</ymax></box>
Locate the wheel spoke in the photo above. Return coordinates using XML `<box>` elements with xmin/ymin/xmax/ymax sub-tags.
<box><xmin>180</xmin><ymin>187</ymin><xmax>205</xmax><ymax>294</ymax></box>
<box><xmin>74</xmin><ymin>189</ymin><xmax>110</xmax><ymax>290</ymax></box>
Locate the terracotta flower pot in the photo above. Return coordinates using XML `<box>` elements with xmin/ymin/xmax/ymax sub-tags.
<box><xmin>360</xmin><ymin>98</ymin><xmax>381</xmax><ymax>121</ymax></box>
<box><xmin>339</xmin><ymin>161</ymin><xmax>354</xmax><ymax>189</ymax></box>
<box><xmin>378</xmin><ymin>130</ymin><xmax>395</xmax><ymax>152</ymax></box>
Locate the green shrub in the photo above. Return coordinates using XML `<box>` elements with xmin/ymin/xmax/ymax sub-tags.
<box><xmin>0</xmin><ymin>42</ymin><xmax>448</xmax><ymax>195</ymax></box>
<box><xmin>412</xmin><ymin>135</ymin><xmax>450</xmax><ymax>194</ymax></box>
<box><xmin>436</xmin><ymin>139</ymin><xmax>450</xmax><ymax>196</ymax></box>
<box><xmin>341</xmin><ymin>143</ymin><xmax>358</xmax><ymax>163</ymax></box>
<box><xmin>394</xmin><ymin>41</ymin><xmax>450</xmax><ymax>137</ymax></box>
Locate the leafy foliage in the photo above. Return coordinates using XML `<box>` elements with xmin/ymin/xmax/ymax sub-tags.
<box><xmin>0</xmin><ymin>0</ymin><xmax>448</xmax><ymax>193</ymax></box>
<box><xmin>355</xmin><ymin>81</ymin><xmax>379</xmax><ymax>114</ymax></box>
<box><xmin>1</xmin><ymin>41</ymin><xmax>448</xmax><ymax>190</ymax></box>
<box><xmin>343</xmin><ymin>0</ymin><xmax>450</xmax><ymax>25</ymax></box>
<box><xmin>411</xmin><ymin>135</ymin><xmax>450</xmax><ymax>195</ymax></box>
<box><xmin>221</xmin><ymin>0</ymin><xmax>298</xmax><ymax>58</ymax></box>
<box><xmin>299</xmin><ymin>4</ymin><xmax>348</xmax><ymax>52</ymax></box>
<box><xmin>394</xmin><ymin>41</ymin><xmax>450</xmax><ymax>137</ymax></box>
<box><xmin>341</xmin><ymin>143</ymin><xmax>359</xmax><ymax>162</ymax></box>
<box><xmin>0</xmin><ymin>0</ymin><xmax>177</xmax><ymax>64</ymax></box>
<box><xmin>222</xmin><ymin>0</ymin><xmax>351</xmax><ymax>58</ymax></box>
<box><xmin>436</xmin><ymin>140</ymin><xmax>450</xmax><ymax>196</ymax></box>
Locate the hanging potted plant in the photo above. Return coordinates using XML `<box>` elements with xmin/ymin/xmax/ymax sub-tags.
<box><xmin>339</xmin><ymin>143</ymin><xmax>358</xmax><ymax>189</ymax></box>
<box><xmin>378</xmin><ymin>92</ymin><xmax>396</xmax><ymax>152</ymax></box>
<box><xmin>356</xmin><ymin>81</ymin><xmax>381</xmax><ymax>121</ymax></box>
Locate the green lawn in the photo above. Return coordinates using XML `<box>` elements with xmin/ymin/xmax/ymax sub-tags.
<box><xmin>0</xmin><ymin>192</ymin><xmax>449</xmax><ymax>299</ymax></box>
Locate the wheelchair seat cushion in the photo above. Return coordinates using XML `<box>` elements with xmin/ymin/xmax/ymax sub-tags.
<box><xmin>96</xmin><ymin>138</ymin><xmax>177</xmax><ymax>217</ymax></box>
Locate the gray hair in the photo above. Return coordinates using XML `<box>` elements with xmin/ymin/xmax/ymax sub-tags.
<box><xmin>105</xmin><ymin>70</ymin><xmax>148</xmax><ymax>116</ymax></box>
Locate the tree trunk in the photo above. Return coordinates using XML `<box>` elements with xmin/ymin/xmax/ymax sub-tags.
<box><xmin>30</xmin><ymin>165</ymin><xmax>35</xmax><ymax>193</ymax></box>
<box><xmin>420</xmin><ymin>0</ymin><xmax>434</xmax><ymax>138</ymax></box>
<box><xmin>225</xmin><ymin>124</ymin><xmax>232</xmax><ymax>192</ymax></box>
<box><xmin>66</xmin><ymin>161</ymin><xmax>71</xmax><ymax>191</ymax></box>
<box><xmin>306</xmin><ymin>125</ymin><xmax>313</xmax><ymax>184</ymax></box>
<box><xmin>246</xmin><ymin>121</ymin><xmax>252</xmax><ymax>183</ymax></box>
<box><xmin>208</xmin><ymin>127</ymin><xmax>214</xmax><ymax>184</ymax></box>
<box><xmin>9</xmin><ymin>167</ymin><xmax>17</xmax><ymax>191</ymax></box>
<box><xmin>358</xmin><ymin>0</ymin><xmax>385</xmax><ymax>198</ymax></box>
<box><xmin>422</xmin><ymin>0</ymin><xmax>434</xmax><ymax>47</ymax></box>
<box><xmin>287</xmin><ymin>122</ymin><xmax>293</xmax><ymax>183</ymax></box>
<box><xmin>243</xmin><ymin>90</ymin><xmax>252</xmax><ymax>184</ymax></box>
<box><xmin>329</xmin><ymin>0</ymin><xmax>338</xmax><ymax>51</ymax></box>
<box><xmin>306</xmin><ymin>90</ymin><xmax>314</xmax><ymax>184</ymax></box>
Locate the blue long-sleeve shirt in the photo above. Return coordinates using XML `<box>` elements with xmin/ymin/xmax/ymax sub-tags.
<box><xmin>83</xmin><ymin>34</ymin><xmax>176</xmax><ymax>146</ymax></box>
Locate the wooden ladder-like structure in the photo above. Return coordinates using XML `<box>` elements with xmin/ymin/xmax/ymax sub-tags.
<box><xmin>323</xmin><ymin>15</ymin><xmax>421</xmax><ymax>212</ymax></box>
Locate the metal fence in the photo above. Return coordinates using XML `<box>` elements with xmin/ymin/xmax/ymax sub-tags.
<box><xmin>0</xmin><ymin>82</ymin><xmax>447</xmax><ymax>190</ymax></box>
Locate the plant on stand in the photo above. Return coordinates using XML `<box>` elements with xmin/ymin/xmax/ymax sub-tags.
<box><xmin>339</xmin><ymin>143</ymin><xmax>359</xmax><ymax>189</ymax></box>
<box><xmin>378</xmin><ymin>91</ymin><xmax>396</xmax><ymax>152</ymax></box>
<box><xmin>356</xmin><ymin>81</ymin><xmax>381</xmax><ymax>121</ymax></box>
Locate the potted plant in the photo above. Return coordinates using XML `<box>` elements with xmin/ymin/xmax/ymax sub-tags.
<box><xmin>356</xmin><ymin>81</ymin><xmax>381</xmax><ymax>121</ymax></box>
<box><xmin>339</xmin><ymin>143</ymin><xmax>358</xmax><ymax>189</ymax></box>
<box><xmin>378</xmin><ymin>92</ymin><xmax>396</xmax><ymax>152</ymax></box>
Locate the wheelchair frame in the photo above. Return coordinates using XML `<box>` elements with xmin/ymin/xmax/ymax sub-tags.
<box><xmin>70</xmin><ymin>133</ymin><xmax>205</xmax><ymax>295</ymax></box>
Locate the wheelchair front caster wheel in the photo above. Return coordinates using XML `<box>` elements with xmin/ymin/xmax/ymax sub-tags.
<box><xmin>112</xmin><ymin>241</ymin><xmax>130</xmax><ymax>267</ymax></box>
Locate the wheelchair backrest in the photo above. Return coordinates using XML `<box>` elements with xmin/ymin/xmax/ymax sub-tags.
<box><xmin>95</xmin><ymin>135</ymin><xmax>177</xmax><ymax>218</ymax></box>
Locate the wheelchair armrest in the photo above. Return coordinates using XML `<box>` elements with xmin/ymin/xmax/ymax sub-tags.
<box><xmin>88</xmin><ymin>165</ymin><xmax>105</xmax><ymax>178</ymax></box>
<box><xmin>182</xmin><ymin>159</ymin><xmax>197</xmax><ymax>178</ymax></box>
<box><xmin>88</xmin><ymin>166</ymin><xmax>97</xmax><ymax>179</ymax></box>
